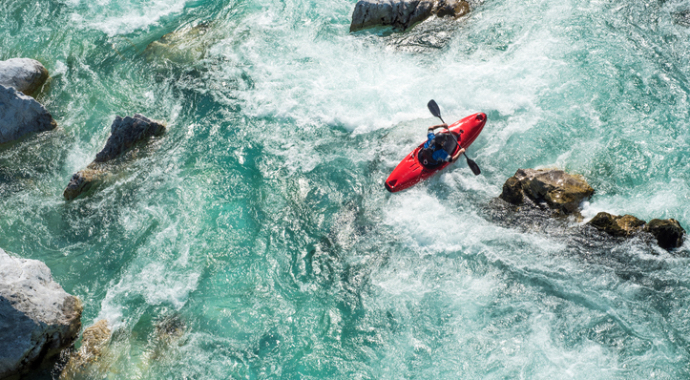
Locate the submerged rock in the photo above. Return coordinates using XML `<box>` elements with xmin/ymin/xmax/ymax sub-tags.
<box><xmin>59</xmin><ymin>320</ymin><xmax>111</xmax><ymax>380</ymax></box>
<box><xmin>500</xmin><ymin>168</ymin><xmax>594</xmax><ymax>214</ymax></box>
<box><xmin>145</xmin><ymin>23</ymin><xmax>212</xmax><ymax>64</ymax></box>
<box><xmin>587</xmin><ymin>212</ymin><xmax>646</xmax><ymax>237</ymax></box>
<box><xmin>0</xmin><ymin>84</ymin><xmax>57</xmax><ymax>144</ymax></box>
<box><xmin>63</xmin><ymin>114</ymin><xmax>165</xmax><ymax>200</ymax></box>
<box><xmin>644</xmin><ymin>219</ymin><xmax>685</xmax><ymax>250</ymax></box>
<box><xmin>0</xmin><ymin>58</ymin><xmax>49</xmax><ymax>97</ymax></box>
<box><xmin>0</xmin><ymin>248</ymin><xmax>82</xmax><ymax>379</ymax></box>
<box><xmin>350</xmin><ymin>0</ymin><xmax>470</xmax><ymax>32</ymax></box>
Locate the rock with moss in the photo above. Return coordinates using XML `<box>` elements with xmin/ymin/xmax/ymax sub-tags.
<box><xmin>0</xmin><ymin>248</ymin><xmax>82</xmax><ymax>380</ymax></box>
<box><xmin>587</xmin><ymin>212</ymin><xmax>646</xmax><ymax>237</ymax></box>
<box><xmin>63</xmin><ymin>114</ymin><xmax>165</xmax><ymax>200</ymax></box>
<box><xmin>0</xmin><ymin>58</ymin><xmax>49</xmax><ymax>97</ymax></box>
<box><xmin>500</xmin><ymin>169</ymin><xmax>594</xmax><ymax>214</ymax></box>
<box><xmin>644</xmin><ymin>219</ymin><xmax>685</xmax><ymax>250</ymax></box>
<box><xmin>0</xmin><ymin>84</ymin><xmax>57</xmax><ymax>144</ymax></box>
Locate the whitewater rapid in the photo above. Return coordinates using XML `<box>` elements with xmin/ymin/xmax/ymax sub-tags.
<box><xmin>2</xmin><ymin>0</ymin><xmax>690</xmax><ymax>378</ymax></box>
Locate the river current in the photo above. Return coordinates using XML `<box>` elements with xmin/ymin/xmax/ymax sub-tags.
<box><xmin>2</xmin><ymin>0</ymin><xmax>690</xmax><ymax>378</ymax></box>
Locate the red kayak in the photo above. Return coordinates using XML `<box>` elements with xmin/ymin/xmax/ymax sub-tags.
<box><xmin>385</xmin><ymin>112</ymin><xmax>487</xmax><ymax>192</ymax></box>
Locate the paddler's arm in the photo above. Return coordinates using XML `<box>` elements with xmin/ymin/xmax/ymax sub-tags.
<box><xmin>449</xmin><ymin>148</ymin><xmax>465</xmax><ymax>163</ymax></box>
<box><xmin>428</xmin><ymin>123</ymin><xmax>448</xmax><ymax>132</ymax></box>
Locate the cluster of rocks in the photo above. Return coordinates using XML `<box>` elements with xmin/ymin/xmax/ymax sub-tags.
<box><xmin>0</xmin><ymin>58</ymin><xmax>168</xmax><ymax>378</ymax></box>
<box><xmin>350</xmin><ymin>0</ymin><xmax>471</xmax><ymax>32</ymax></box>
<box><xmin>0</xmin><ymin>58</ymin><xmax>56</xmax><ymax>145</ymax></box>
<box><xmin>500</xmin><ymin>168</ymin><xmax>686</xmax><ymax>251</ymax></box>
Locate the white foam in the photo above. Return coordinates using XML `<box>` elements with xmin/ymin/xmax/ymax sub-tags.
<box><xmin>63</xmin><ymin>0</ymin><xmax>188</xmax><ymax>36</ymax></box>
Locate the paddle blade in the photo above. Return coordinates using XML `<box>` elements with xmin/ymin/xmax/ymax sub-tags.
<box><xmin>466</xmin><ymin>156</ymin><xmax>481</xmax><ymax>175</ymax></box>
<box><xmin>427</xmin><ymin>99</ymin><xmax>441</xmax><ymax>118</ymax></box>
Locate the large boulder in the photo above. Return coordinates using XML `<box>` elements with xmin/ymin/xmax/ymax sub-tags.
<box><xmin>587</xmin><ymin>212</ymin><xmax>646</xmax><ymax>237</ymax></box>
<box><xmin>0</xmin><ymin>84</ymin><xmax>57</xmax><ymax>144</ymax></box>
<box><xmin>64</xmin><ymin>114</ymin><xmax>165</xmax><ymax>200</ymax></box>
<box><xmin>0</xmin><ymin>248</ymin><xmax>82</xmax><ymax>379</ymax></box>
<box><xmin>350</xmin><ymin>0</ymin><xmax>469</xmax><ymax>32</ymax></box>
<box><xmin>644</xmin><ymin>219</ymin><xmax>685</xmax><ymax>250</ymax></box>
<box><xmin>500</xmin><ymin>169</ymin><xmax>594</xmax><ymax>214</ymax></box>
<box><xmin>0</xmin><ymin>58</ymin><xmax>49</xmax><ymax>97</ymax></box>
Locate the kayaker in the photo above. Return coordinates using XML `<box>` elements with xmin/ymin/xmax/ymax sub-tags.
<box><xmin>419</xmin><ymin>123</ymin><xmax>465</xmax><ymax>167</ymax></box>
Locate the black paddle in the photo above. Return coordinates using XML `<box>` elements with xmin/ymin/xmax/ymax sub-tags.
<box><xmin>427</xmin><ymin>99</ymin><xmax>481</xmax><ymax>175</ymax></box>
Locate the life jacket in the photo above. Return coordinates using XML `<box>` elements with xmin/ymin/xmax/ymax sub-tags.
<box><xmin>418</xmin><ymin>132</ymin><xmax>458</xmax><ymax>168</ymax></box>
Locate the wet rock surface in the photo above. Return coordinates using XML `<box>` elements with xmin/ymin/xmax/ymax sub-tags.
<box><xmin>63</xmin><ymin>168</ymin><xmax>107</xmax><ymax>202</ymax></box>
<box><xmin>0</xmin><ymin>58</ymin><xmax>49</xmax><ymax>97</ymax></box>
<box><xmin>645</xmin><ymin>219</ymin><xmax>685</xmax><ymax>250</ymax></box>
<box><xmin>94</xmin><ymin>115</ymin><xmax>165</xmax><ymax>163</ymax></box>
<box><xmin>500</xmin><ymin>168</ymin><xmax>595</xmax><ymax>214</ymax></box>
<box><xmin>436</xmin><ymin>0</ymin><xmax>470</xmax><ymax>18</ymax></box>
<box><xmin>0</xmin><ymin>248</ymin><xmax>82</xmax><ymax>380</ymax></box>
<box><xmin>350</xmin><ymin>0</ymin><xmax>470</xmax><ymax>32</ymax></box>
<box><xmin>495</xmin><ymin>170</ymin><xmax>685</xmax><ymax>252</ymax></box>
<box><xmin>63</xmin><ymin>114</ymin><xmax>165</xmax><ymax>200</ymax></box>
<box><xmin>0</xmin><ymin>85</ymin><xmax>57</xmax><ymax>145</ymax></box>
<box><xmin>587</xmin><ymin>212</ymin><xmax>646</xmax><ymax>237</ymax></box>
<box><xmin>59</xmin><ymin>320</ymin><xmax>111</xmax><ymax>380</ymax></box>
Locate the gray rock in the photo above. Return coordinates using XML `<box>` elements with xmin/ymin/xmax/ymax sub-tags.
<box><xmin>350</xmin><ymin>0</ymin><xmax>470</xmax><ymax>32</ymax></box>
<box><xmin>350</xmin><ymin>0</ymin><xmax>436</xmax><ymax>32</ymax></box>
<box><xmin>95</xmin><ymin>114</ymin><xmax>165</xmax><ymax>163</ymax></box>
<box><xmin>0</xmin><ymin>84</ymin><xmax>57</xmax><ymax>144</ymax></box>
<box><xmin>501</xmin><ymin>169</ymin><xmax>594</xmax><ymax>214</ymax></box>
<box><xmin>587</xmin><ymin>212</ymin><xmax>646</xmax><ymax>237</ymax></box>
<box><xmin>645</xmin><ymin>219</ymin><xmax>685</xmax><ymax>250</ymax></box>
<box><xmin>63</xmin><ymin>114</ymin><xmax>165</xmax><ymax>200</ymax></box>
<box><xmin>0</xmin><ymin>58</ymin><xmax>49</xmax><ymax>97</ymax></box>
<box><xmin>0</xmin><ymin>248</ymin><xmax>82</xmax><ymax>379</ymax></box>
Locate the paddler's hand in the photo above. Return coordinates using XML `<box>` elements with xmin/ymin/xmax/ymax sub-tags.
<box><xmin>451</xmin><ymin>148</ymin><xmax>465</xmax><ymax>162</ymax></box>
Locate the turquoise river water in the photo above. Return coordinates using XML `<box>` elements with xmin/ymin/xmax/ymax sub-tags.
<box><xmin>2</xmin><ymin>0</ymin><xmax>690</xmax><ymax>378</ymax></box>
